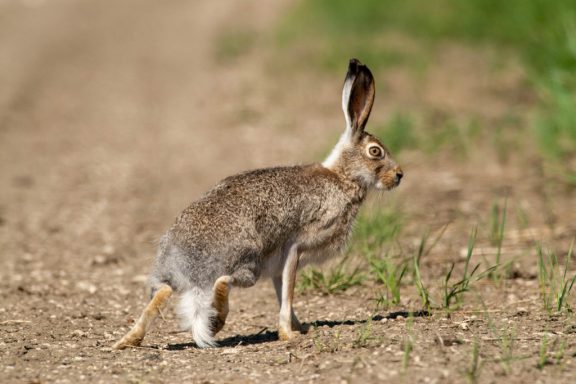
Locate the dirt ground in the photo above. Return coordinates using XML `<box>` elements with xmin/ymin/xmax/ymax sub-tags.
<box><xmin>1</xmin><ymin>1</ymin><xmax>576</xmax><ymax>383</ymax></box>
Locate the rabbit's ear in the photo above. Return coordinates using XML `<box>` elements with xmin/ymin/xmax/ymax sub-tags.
<box><xmin>342</xmin><ymin>58</ymin><xmax>375</xmax><ymax>140</ymax></box>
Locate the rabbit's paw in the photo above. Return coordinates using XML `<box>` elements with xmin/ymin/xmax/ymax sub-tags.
<box><xmin>210</xmin><ymin>315</ymin><xmax>226</xmax><ymax>335</ymax></box>
<box><xmin>113</xmin><ymin>327</ymin><xmax>145</xmax><ymax>350</ymax></box>
<box><xmin>278</xmin><ymin>327</ymin><xmax>300</xmax><ymax>341</ymax></box>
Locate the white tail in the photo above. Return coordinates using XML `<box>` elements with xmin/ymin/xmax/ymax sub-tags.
<box><xmin>177</xmin><ymin>287</ymin><xmax>217</xmax><ymax>348</ymax></box>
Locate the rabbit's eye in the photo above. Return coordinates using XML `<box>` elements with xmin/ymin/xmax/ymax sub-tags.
<box><xmin>367</xmin><ymin>145</ymin><xmax>384</xmax><ymax>159</ymax></box>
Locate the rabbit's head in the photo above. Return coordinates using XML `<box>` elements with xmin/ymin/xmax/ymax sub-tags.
<box><xmin>323</xmin><ymin>59</ymin><xmax>403</xmax><ymax>191</ymax></box>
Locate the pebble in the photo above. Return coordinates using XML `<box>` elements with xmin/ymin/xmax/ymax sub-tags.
<box><xmin>76</xmin><ymin>281</ymin><xmax>97</xmax><ymax>294</ymax></box>
<box><xmin>71</xmin><ymin>329</ymin><xmax>87</xmax><ymax>338</ymax></box>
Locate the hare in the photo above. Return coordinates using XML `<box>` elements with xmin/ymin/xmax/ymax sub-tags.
<box><xmin>113</xmin><ymin>58</ymin><xmax>403</xmax><ymax>349</ymax></box>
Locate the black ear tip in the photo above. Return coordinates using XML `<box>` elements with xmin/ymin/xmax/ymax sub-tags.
<box><xmin>346</xmin><ymin>58</ymin><xmax>373</xmax><ymax>83</ymax></box>
<box><xmin>348</xmin><ymin>58</ymin><xmax>363</xmax><ymax>71</ymax></box>
<box><xmin>348</xmin><ymin>58</ymin><xmax>373</xmax><ymax>78</ymax></box>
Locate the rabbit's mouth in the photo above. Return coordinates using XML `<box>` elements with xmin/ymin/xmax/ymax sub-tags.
<box><xmin>375</xmin><ymin>179</ymin><xmax>398</xmax><ymax>191</ymax></box>
<box><xmin>375</xmin><ymin>170</ymin><xmax>403</xmax><ymax>190</ymax></box>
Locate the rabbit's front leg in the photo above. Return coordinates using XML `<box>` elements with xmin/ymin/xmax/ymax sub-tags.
<box><xmin>273</xmin><ymin>275</ymin><xmax>302</xmax><ymax>332</ymax></box>
<box><xmin>277</xmin><ymin>243</ymin><xmax>301</xmax><ymax>341</ymax></box>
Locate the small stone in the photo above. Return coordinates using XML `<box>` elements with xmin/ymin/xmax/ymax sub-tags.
<box><xmin>130</xmin><ymin>275</ymin><xmax>147</xmax><ymax>283</ymax></box>
<box><xmin>76</xmin><ymin>281</ymin><xmax>97</xmax><ymax>294</ymax></box>
<box><xmin>93</xmin><ymin>255</ymin><xmax>107</xmax><ymax>265</ymax></box>
<box><xmin>103</xmin><ymin>244</ymin><xmax>115</xmax><ymax>255</ymax></box>
<box><xmin>71</xmin><ymin>330</ymin><xmax>87</xmax><ymax>338</ymax></box>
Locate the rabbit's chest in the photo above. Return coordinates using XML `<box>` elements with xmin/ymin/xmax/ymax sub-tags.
<box><xmin>261</xmin><ymin>203</ymin><xmax>359</xmax><ymax>276</ymax></box>
<box><xmin>297</xmin><ymin>201</ymin><xmax>360</xmax><ymax>253</ymax></box>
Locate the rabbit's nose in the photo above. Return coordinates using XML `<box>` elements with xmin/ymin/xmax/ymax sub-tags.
<box><xmin>395</xmin><ymin>168</ymin><xmax>404</xmax><ymax>182</ymax></box>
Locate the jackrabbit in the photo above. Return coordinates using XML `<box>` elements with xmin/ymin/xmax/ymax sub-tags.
<box><xmin>114</xmin><ymin>58</ymin><xmax>403</xmax><ymax>349</ymax></box>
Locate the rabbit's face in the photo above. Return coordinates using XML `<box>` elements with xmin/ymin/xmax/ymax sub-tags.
<box><xmin>348</xmin><ymin>133</ymin><xmax>403</xmax><ymax>190</ymax></box>
<box><xmin>324</xmin><ymin>59</ymin><xmax>404</xmax><ymax>191</ymax></box>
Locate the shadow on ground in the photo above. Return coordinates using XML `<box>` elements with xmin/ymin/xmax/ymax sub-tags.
<box><xmin>165</xmin><ymin>310</ymin><xmax>431</xmax><ymax>350</ymax></box>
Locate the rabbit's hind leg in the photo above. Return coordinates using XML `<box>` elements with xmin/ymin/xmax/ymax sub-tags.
<box><xmin>210</xmin><ymin>264</ymin><xmax>261</xmax><ymax>334</ymax></box>
<box><xmin>113</xmin><ymin>284</ymin><xmax>173</xmax><ymax>350</ymax></box>
<box><xmin>211</xmin><ymin>276</ymin><xmax>232</xmax><ymax>334</ymax></box>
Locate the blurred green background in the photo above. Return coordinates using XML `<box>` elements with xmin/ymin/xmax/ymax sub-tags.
<box><xmin>264</xmin><ymin>0</ymin><xmax>576</xmax><ymax>183</ymax></box>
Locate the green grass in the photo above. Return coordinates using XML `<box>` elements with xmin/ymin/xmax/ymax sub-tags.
<box><xmin>488</xmin><ymin>198</ymin><xmax>508</xmax><ymax>282</ymax></box>
<box><xmin>353</xmin><ymin>204</ymin><xmax>407</xmax><ymax>307</ymax></box>
<box><xmin>479</xmin><ymin>301</ymin><xmax>530</xmax><ymax>375</ymax></box>
<box><xmin>442</xmin><ymin>227</ymin><xmax>497</xmax><ymax>310</ymax></box>
<box><xmin>369</xmin><ymin>253</ymin><xmax>408</xmax><ymax>308</ymax></box>
<box><xmin>351</xmin><ymin>205</ymin><xmax>403</xmax><ymax>252</ymax></box>
<box><xmin>353</xmin><ymin>318</ymin><xmax>374</xmax><ymax>348</ymax></box>
<box><xmin>413</xmin><ymin>250</ymin><xmax>431</xmax><ymax>310</ymax></box>
<box><xmin>465</xmin><ymin>339</ymin><xmax>482</xmax><ymax>383</ymax></box>
<box><xmin>553</xmin><ymin>339</ymin><xmax>568</xmax><ymax>367</ymax></box>
<box><xmin>297</xmin><ymin>257</ymin><xmax>365</xmax><ymax>295</ymax></box>
<box><xmin>411</xmin><ymin>228</ymin><xmax>448</xmax><ymax>310</ymax></box>
<box><xmin>497</xmin><ymin>328</ymin><xmax>516</xmax><ymax>375</ymax></box>
<box><xmin>537</xmin><ymin>333</ymin><xmax>568</xmax><ymax>370</ymax></box>
<box><xmin>401</xmin><ymin>314</ymin><xmax>414</xmax><ymax>372</ymax></box>
<box><xmin>537</xmin><ymin>334</ymin><xmax>549</xmax><ymax>370</ymax></box>
<box><xmin>297</xmin><ymin>204</ymin><xmax>401</xmax><ymax>296</ymax></box>
<box><xmin>533</xmin><ymin>77</ymin><xmax>576</xmax><ymax>183</ymax></box>
<box><xmin>312</xmin><ymin>328</ymin><xmax>342</xmax><ymax>353</ymax></box>
<box><xmin>537</xmin><ymin>242</ymin><xmax>576</xmax><ymax>313</ymax></box>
